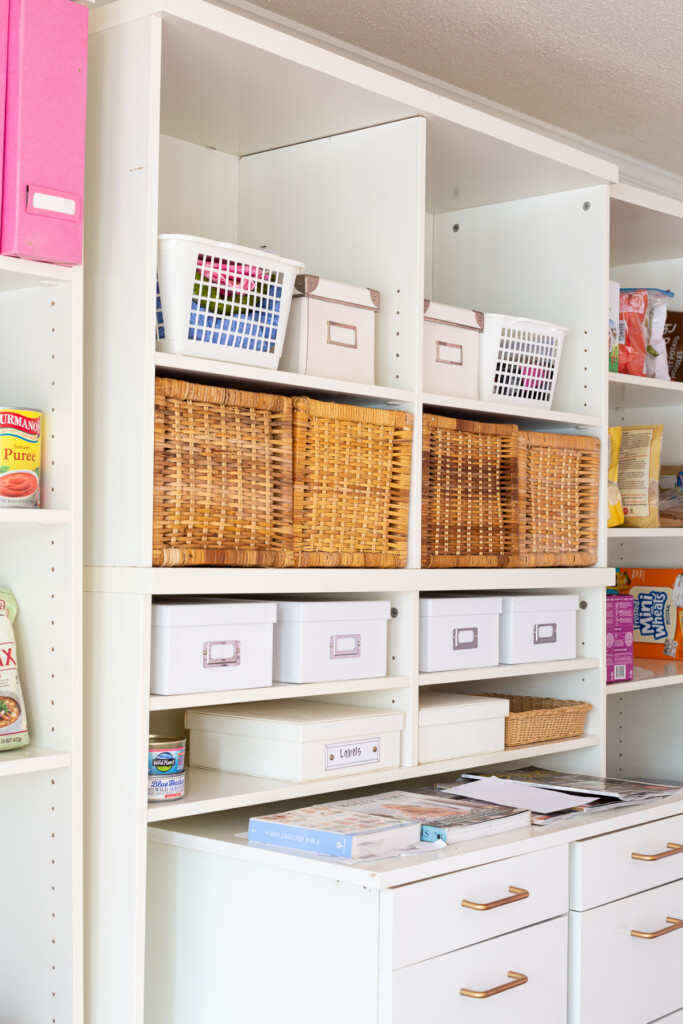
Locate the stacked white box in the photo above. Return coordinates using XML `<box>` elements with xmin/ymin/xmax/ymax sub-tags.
<box><xmin>419</xmin><ymin>597</ymin><xmax>502</xmax><ymax>672</ymax></box>
<box><xmin>418</xmin><ymin>692</ymin><xmax>509</xmax><ymax>763</ymax></box>
<box><xmin>500</xmin><ymin>594</ymin><xmax>579</xmax><ymax>664</ymax></box>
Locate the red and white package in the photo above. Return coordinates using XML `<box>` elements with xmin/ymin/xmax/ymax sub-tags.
<box><xmin>619</xmin><ymin>290</ymin><xmax>648</xmax><ymax>376</ymax></box>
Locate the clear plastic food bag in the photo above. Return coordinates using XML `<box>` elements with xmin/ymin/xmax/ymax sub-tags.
<box><xmin>0</xmin><ymin>587</ymin><xmax>29</xmax><ymax>750</ymax></box>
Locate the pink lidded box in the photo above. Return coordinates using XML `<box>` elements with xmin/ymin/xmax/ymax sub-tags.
<box><xmin>606</xmin><ymin>593</ymin><xmax>634</xmax><ymax>684</ymax></box>
<box><xmin>0</xmin><ymin>0</ymin><xmax>88</xmax><ymax>265</ymax></box>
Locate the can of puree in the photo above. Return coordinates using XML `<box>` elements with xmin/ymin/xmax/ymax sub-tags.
<box><xmin>0</xmin><ymin>407</ymin><xmax>42</xmax><ymax>507</ymax></box>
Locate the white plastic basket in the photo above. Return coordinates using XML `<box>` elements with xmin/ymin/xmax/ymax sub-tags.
<box><xmin>479</xmin><ymin>314</ymin><xmax>568</xmax><ymax>407</ymax></box>
<box><xmin>155</xmin><ymin>234</ymin><xmax>304</xmax><ymax>369</ymax></box>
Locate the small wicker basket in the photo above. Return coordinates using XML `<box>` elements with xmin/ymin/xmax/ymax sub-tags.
<box><xmin>476</xmin><ymin>692</ymin><xmax>592</xmax><ymax>746</ymax></box>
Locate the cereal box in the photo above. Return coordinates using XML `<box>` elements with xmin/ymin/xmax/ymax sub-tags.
<box><xmin>606</xmin><ymin>593</ymin><xmax>634</xmax><ymax>682</ymax></box>
<box><xmin>615</xmin><ymin>568</ymin><xmax>683</xmax><ymax>660</ymax></box>
<box><xmin>0</xmin><ymin>407</ymin><xmax>42</xmax><ymax>506</ymax></box>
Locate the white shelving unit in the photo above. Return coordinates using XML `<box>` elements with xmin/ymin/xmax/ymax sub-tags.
<box><xmin>0</xmin><ymin>258</ymin><xmax>82</xmax><ymax>1024</ymax></box>
<box><xmin>82</xmin><ymin>3</ymin><xmax>636</xmax><ymax>1022</ymax></box>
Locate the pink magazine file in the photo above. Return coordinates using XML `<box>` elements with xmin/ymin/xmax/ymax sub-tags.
<box><xmin>1</xmin><ymin>0</ymin><xmax>88</xmax><ymax>265</ymax></box>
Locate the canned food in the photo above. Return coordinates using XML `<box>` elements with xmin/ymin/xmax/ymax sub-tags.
<box><xmin>148</xmin><ymin>772</ymin><xmax>185</xmax><ymax>802</ymax></box>
<box><xmin>0</xmin><ymin>407</ymin><xmax>42</xmax><ymax>507</ymax></box>
<box><xmin>148</xmin><ymin>735</ymin><xmax>186</xmax><ymax>775</ymax></box>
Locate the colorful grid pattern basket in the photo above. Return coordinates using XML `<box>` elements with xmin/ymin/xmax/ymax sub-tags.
<box><xmin>475</xmin><ymin>692</ymin><xmax>592</xmax><ymax>746</ymax></box>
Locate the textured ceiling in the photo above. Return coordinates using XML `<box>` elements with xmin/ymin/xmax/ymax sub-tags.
<box><xmin>227</xmin><ymin>0</ymin><xmax>683</xmax><ymax>177</ymax></box>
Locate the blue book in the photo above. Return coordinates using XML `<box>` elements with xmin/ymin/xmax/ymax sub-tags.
<box><xmin>248</xmin><ymin>807</ymin><xmax>421</xmax><ymax>859</ymax></box>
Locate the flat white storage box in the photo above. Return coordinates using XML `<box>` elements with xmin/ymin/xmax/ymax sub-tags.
<box><xmin>423</xmin><ymin>300</ymin><xmax>483</xmax><ymax>398</ymax></box>
<box><xmin>419</xmin><ymin>596</ymin><xmax>502</xmax><ymax>673</ymax></box>
<box><xmin>419</xmin><ymin>692</ymin><xmax>509</xmax><ymax>763</ymax></box>
<box><xmin>273</xmin><ymin>600</ymin><xmax>391</xmax><ymax>684</ymax></box>
<box><xmin>500</xmin><ymin>594</ymin><xmax>579</xmax><ymax>664</ymax></box>
<box><xmin>186</xmin><ymin>699</ymin><xmax>404</xmax><ymax>781</ymax></box>
<box><xmin>151</xmin><ymin>601</ymin><xmax>277</xmax><ymax>695</ymax></box>
<box><xmin>280</xmin><ymin>274</ymin><xmax>379</xmax><ymax>384</ymax></box>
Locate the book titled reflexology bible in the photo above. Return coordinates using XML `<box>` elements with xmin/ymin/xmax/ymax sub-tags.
<box><xmin>248</xmin><ymin>806</ymin><xmax>421</xmax><ymax>859</ymax></box>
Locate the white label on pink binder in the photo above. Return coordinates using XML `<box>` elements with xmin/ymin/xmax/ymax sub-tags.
<box><xmin>325</xmin><ymin>738</ymin><xmax>380</xmax><ymax>771</ymax></box>
<box><xmin>27</xmin><ymin>186</ymin><xmax>80</xmax><ymax>220</ymax></box>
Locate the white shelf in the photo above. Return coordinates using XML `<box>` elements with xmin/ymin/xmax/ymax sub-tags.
<box><xmin>608</xmin><ymin>528</ymin><xmax>683</xmax><ymax>538</ymax></box>
<box><xmin>155</xmin><ymin>352</ymin><xmax>412</xmax><ymax>405</ymax></box>
<box><xmin>147</xmin><ymin>734</ymin><xmax>601</xmax><ymax>822</ymax></box>
<box><xmin>611</xmin><ymin>184</ymin><xmax>683</xmax><ymax>266</ymax></box>
<box><xmin>0</xmin><ymin>508</ymin><xmax>72</xmax><ymax>525</ymax></box>
<box><xmin>0</xmin><ymin>255</ymin><xmax>72</xmax><ymax>291</ymax></box>
<box><xmin>85</xmin><ymin>565</ymin><xmax>616</xmax><ymax>595</ymax></box>
<box><xmin>420</xmin><ymin>658</ymin><xmax>600</xmax><ymax>688</ymax></box>
<box><xmin>150</xmin><ymin>675</ymin><xmax>410</xmax><ymax>711</ymax></box>
<box><xmin>607</xmin><ymin>658</ymin><xmax>683</xmax><ymax>696</ymax></box>
<box><xmin>609</xmin><ymin>372</ymin><xmax>683</xmax><ymax>409</ymax></box>
<box><xmin>0</xmin><ymin>746</ymin><xmax>71</xmax><ymax>778</ymax></box>
<box><xmin>423</xmin><ymin>392</ymin><xmax>602</xmax><ymax>428</ymax></box>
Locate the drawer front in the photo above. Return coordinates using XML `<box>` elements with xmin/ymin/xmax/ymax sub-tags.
<box><xmin>387</xmin><ymin>915</ymin><xmax>567</xmax><ymax>1024</ymax></box>
<box><xmin>570</xmin><ymin>813</ymin><xmax>683</xmax><ymax>910</ymax></box>
<box><xmin>382</xmin><ymin>844</ymin><xmax>567</xmax><ymax>969</ymax></box>
<box><xmin>569</xmin><ymin>879</ymin><xmax>683</xmax><ymax>1024</ymax></box>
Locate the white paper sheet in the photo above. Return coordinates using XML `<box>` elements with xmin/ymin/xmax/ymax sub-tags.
<box><xmin>444</xmin><ymin>778</ymin><xmax>599</xmax><ymax>813</ymax></box>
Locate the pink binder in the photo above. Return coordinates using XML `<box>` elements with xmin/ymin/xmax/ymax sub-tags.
<box><xmin>1</xmin><ymin>0</ymin><xmax>88</xmax><ymax>265</ymax></box>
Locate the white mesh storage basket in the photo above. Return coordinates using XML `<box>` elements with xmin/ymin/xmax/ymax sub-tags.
<box><xmin>479</xmin><ymin>314</ymin><xmax>568</xmax><ymax>407</ymax></box>
<box><xmin>156</xmin><ymin>234</ymin><xmax>304</xmax><ymax>369</ymax></box>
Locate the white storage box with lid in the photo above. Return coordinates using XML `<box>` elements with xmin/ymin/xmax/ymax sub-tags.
<box><xmin>280</xmin><ymin>274</ymin><xmax>379</xmax><ymax>384</ymax></box>
<box><xmin>185</xmin><ymin>699</ymin><xmax>404</xmax><ymax>781</ymax></box>
<box><xmin>155</xmin><ymin>234</ymin><xmax>304</xmax><ymax>369</ymax></box>
<box><xmin>500</xmin><ymin>594</ymin><xmax>579</xmax><ymax>664</ymax></box>
<box><xmin>419</xmin><ymin>596</ymin><xmax>502</xmax><ymax>673</ymax></box>
<box><xmin>273</xmin><ymin>600</ymin><xmax>391</xmax><ymax>684</ymax></box>
<box><xmin>479</xmin><ymin>313</ymin><xmax>568</xmax><ymax>408</ymax></box>
<box><xmin>422</xmin><ymin>300</ymin><xmax>483</xmax><ymax>398</ymax></box>
<box><xmin>150</xmin><ymin>600</ymin><xmax>277</xmax><ymax>695</ymax></box>
<box><xmin>418</xmin><ymin>692</ymin><xmax>509</xmax><ymax>763</ymax></box>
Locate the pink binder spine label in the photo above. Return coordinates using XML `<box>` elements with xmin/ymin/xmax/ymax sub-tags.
<box><xmin>27</xmin><ymin>185</ymin><xmax>81</xmax><ymax>222</ymax></box>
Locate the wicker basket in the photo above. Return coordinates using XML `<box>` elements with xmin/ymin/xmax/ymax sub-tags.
<box><xmin>153</xmin><ymin>377</ymin><xmax>294</xmax><ymax>567</ymax></box>
<box><xmin>421</xmin><ymin>415</ymin><xmax>518</xmax><ymax>568</ymax></box>
<box><xmin>476</xmin><ymin>692</ymin><xmax>592</xmax><ymax>746</ymax></box>
<box><xmin>292</xmin><ymin>397</ymin><xmax>413</xmax><ymax>567</ymax></box>
<box><xmin>515</xmin><ymin>430</ymin><xmax>600</xmax><ymax>567</ymax></box>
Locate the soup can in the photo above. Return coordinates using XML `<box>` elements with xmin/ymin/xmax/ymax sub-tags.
<box><xmin>148</xmin><ymin>772</ymin><xmax>185</xmax><ymax>802</ymax></box>
<box><xmin>148</xmin><ymin>735</ymin><xmax>186</xmax><ymax>775</ymax></box>
<box><xmin>0</xmin><ymin>407</ymin><xmax>42</xmax><ymax>507</ymax></box>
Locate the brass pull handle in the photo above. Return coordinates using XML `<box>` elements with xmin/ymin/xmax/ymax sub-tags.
<box><xmin>460</xmin><ymin>971</ymin><xmax>528</xmax><ymax>999</ymax></box>
<box><xmin>631</xmin><ymin>917</ymin><xmax>683</xmax><ymax>940</ymax></box>
<box><xmin>461</xmin><ymin>886</ymin><xmax>529</xmax><ymax>911</ymax></box>
<box><xmin>632</xmin><ymin>842</ymin><xmax>683</xmax><ymax>862</ymax></box>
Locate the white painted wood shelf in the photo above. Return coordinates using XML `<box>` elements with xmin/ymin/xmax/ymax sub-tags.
<box><xmin>607</xmin><ymin>658</ymin><xmax>683</xmax><ymax>696</ymax></box>
<box><xmin>422</xmin><ymin>391</ymin><xmax>601</xmax><ymax>427</ymax></box>
<box><xmin>150</xmin><ymin>675</ymin><xmax>410</xmax><ymax>711</ymax></box>
<box><xmin>609</xmin><ymin>372</ymin><xmax>683</xmax><ymax>409</ymax></box>
<box><xmin>608</xmin><ymin>528</ymin><xmax>683</xmax><ymax>538</ymax></box>
<box><xmin>0</xmin><ymin>254</ymin><xmax>73</xmax><ymax>290</ymax></box>
<box><xmin>147</xmin><ymin>734</ymin><xmax>602</xmax><ymax>823</ymax></box>
<box><xmin>420</xmin><ymin>658</ymin><xmax>600</xmax><ymax>688</ymax></box>
<box><xmin>0</xmin><ymin>508</ymin><xmax>72</xmax><ymax>525</ymax></box>
<box><xmin>0</xmin><ymin>746</ymin><xmax>72</xmax><ymax>777</ymax></box>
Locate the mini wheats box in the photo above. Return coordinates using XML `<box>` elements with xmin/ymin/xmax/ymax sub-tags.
<box><xmin>616</xmin><ymin>568</ymin><xmax>683</xmax><ymax>660</ymax></box>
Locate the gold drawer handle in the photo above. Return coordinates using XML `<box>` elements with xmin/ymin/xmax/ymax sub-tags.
<box><xmin>632</xmin><ymin>842</ymin><xmax>683</xmax><ymax>862</ymax></box>
<box><xmin>631</xmin><ymin>917</ymin><xmax>683</xmax><ymax>940</ymax></box>
<box><xmin>461</xmin><ymin>886</ymin><xmax>529</xmax><ymax>911</ymax></box>
<box><xmin>460</xmin><ymin>971</ymin><xmax>528</xmax><ymax>999</ymax></box>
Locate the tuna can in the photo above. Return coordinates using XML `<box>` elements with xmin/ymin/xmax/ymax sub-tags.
<box><xmin>148</xmin><ymin>771</ymin><xmax>185</xmax><ymax>802</ymax></box>
<box><xmin>148</xmin><ymin>735</ymin><xmax>186</xmax><ymax>775</ymax></box>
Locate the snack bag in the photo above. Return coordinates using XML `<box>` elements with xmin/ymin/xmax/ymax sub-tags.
<box><xmin>644</xmin><ymin>289</ymin><xmax>673</xmax><ymax>380</ymax></box>
<box><xmin>0</xmin><ymin>587</ymin><xmax>29</xmax><ymax>749</ymax></box>
<box><xmin>619</xmin><ymin>290</ymin><xmax>648</xmax><ymax>376</ymax></box>
<box><xmin>615</xmin><ymin>568</ymin><xmax>683</xmax><ymax>661</ymax></box>
<box><xmin>607</xmin><ymin>426</ymin><xmax>624</xmax><ymax>527</ymax></box>
<box><xmin>617</xmin><ymin>424</ymin><xmax>663</xmax><ymax>528</ymax></box>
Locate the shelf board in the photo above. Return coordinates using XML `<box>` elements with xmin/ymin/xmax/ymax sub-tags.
<box><xmin>0</xmin><ymin>255</ymin><xmax>72</xmax><ymax>291</ymax></box>
<box><xmin>0</xmin><ymin>508</ymin><xmax>71</xmax><ymax>525</ymax></box>
<box><xmin>155</xmin><ymin>352</ymin><xmax>412</xmax><ymax>406</ymax></box>
<box><xmin>150</xmin><ymin>675</ymin><xmax>410</xmax><ymax>712</ymax></box>
<box><xmin>608</xmin><ymin>528</ymin><xmax>683</xmax><ymax>538</ymax></box>
<box><xmin>85</xmin><ymin>565</ymin><xmax>616</xmax><ymax>595</ymax></box>
<box><xmin>420</xmin><ymin>658</ymin><xmax>600</xmax><ymax>688</ymax></box>
<box><xmin>609</xmin><ymin>372</ymin><xmax>683</xmax><ymax>409</ymax></box>
<box><xmin>611</xmin><ymin>184</ymin><xmax>683</xmax><ymax>266</ymax></box>
<box><xmin>147</xmin><ymin>733</ymin><xmax>601</xmax><ymax>822</ymax></box>
<box><xmin>423</xmin><ymin>392</ymin><xmax>602</xmax><ymax>428</ymax></box>
<box><xmin>607</xmin><ymin>658</ymin><xmax>683</xmax><ymax>696</ymax></box>
<box><xmin>0</xmin><ymin>746</ymin><xmax>71</xmax><ymax>778</ymax></box>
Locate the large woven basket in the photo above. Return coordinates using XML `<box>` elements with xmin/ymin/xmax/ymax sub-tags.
<box><xmin>153</xmin><ymin>377</ymin><xmax>294</xmax><ymax>566</ymax></box>
<box><xmin>476</xmin><ymin>692</ymin><xmax>592</xmax><ymax>746</ymax></box>
<box><xmin>421</xmin><ymin>415</ymin><xmax>518</xmax><ymax>568</ymax></box>
<box><xmin>292</xmin><ymin>397</ymin><xmax>413</xmax><ymax>567</ymax></box>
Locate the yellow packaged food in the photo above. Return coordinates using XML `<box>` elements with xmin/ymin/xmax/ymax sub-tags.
<box><xmin>0</xmin><ymin>407</ymin><xmax>42</xmax><ymax>507</ymax></box>
<box><xmin>607</xmin><ymin>426</ymin><xmax>624</xmax><ymax>528</ymax></box>
<box><xmin>617</xmin><ymin>424</ymin><xmax>663</xmax><ymax>528</ymax></box>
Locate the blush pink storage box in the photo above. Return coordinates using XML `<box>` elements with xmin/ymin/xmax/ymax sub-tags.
<box><xmin>0</xmin><ymin>0</ymin><xmax>88</xmax><ymax>265</ymax></box>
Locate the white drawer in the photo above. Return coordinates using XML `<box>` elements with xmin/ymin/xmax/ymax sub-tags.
<box><xmin>569</xmin><ymin>879</ymin><xmax>683</xmax><ymax>1024</ymax></box>
<box><xmin>380</xmin><ymin>845</ymin><xmax>567</xmax><ymax>969</ymax></box>
<box><xmin>570</xmin><ymin>813</ymin><xmax>683</xmax><ymax>910</ymax></box>
<box><xmin>386</xmin><ymin>915</ymin><xmax>567</xmax><ymax>1024</ymax></box>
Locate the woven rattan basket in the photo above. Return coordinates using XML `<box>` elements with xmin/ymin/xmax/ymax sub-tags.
<box><xmin>292</xmin><ymin>397</ymin><xmax>413</xmax><ymax>567</ymax></box>
<box><xmin>153</xmin><ymin>377</ymin><xmax>294</xmax><ymax>566</ymax></box>
<box><xmin>515</xmin><ymin>430</ymin><xmax>600</xmax><ymax>567</ymax></box>
<box><xmin>476</xmin><ymin>692</ymin><xmax>592</xmax><ymax>746</ymax></box>
<box><xmin>421</xmin><ymin>415</ymin><xmax>518</xmax><ymax>568</ymax></box>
